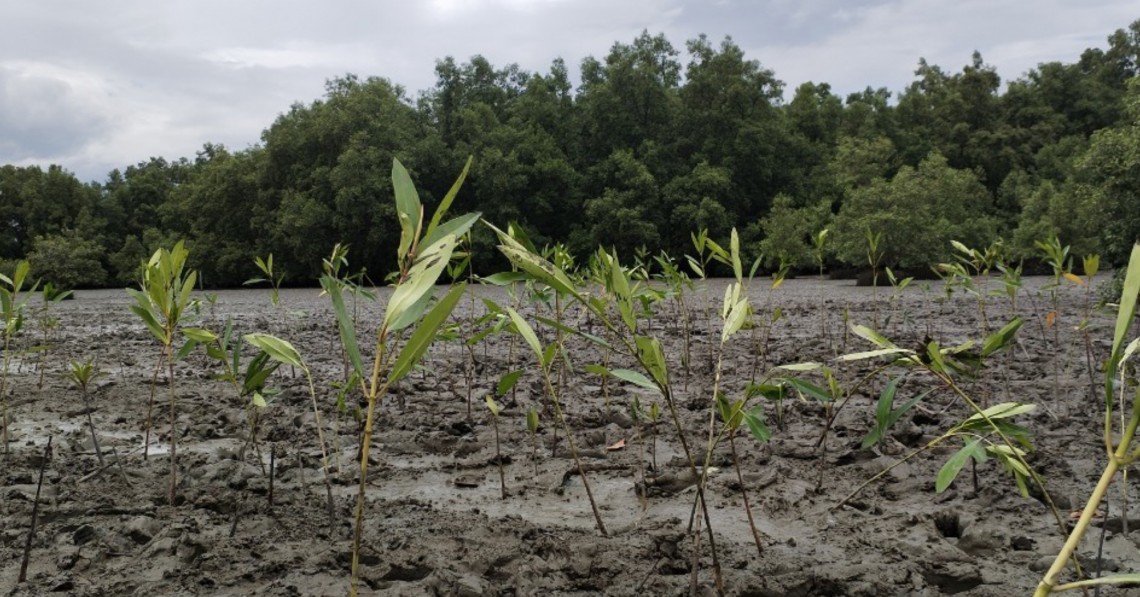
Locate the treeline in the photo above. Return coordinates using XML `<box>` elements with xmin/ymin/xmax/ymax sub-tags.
<box><xmin>2</xmin><ymin>23</ymin><xmax>1140</xmax><ymax>288</ymax></box>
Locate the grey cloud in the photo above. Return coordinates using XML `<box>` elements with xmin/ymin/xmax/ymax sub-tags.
<box><xmin>0</xmin><ymin>0</ymin><xmax>1135</xmax><ymax>181</ymax></box>
<box><xmin>0</xmin><ymin>66</ymin><xmax>113</xmax><ymax>159</ymax></box>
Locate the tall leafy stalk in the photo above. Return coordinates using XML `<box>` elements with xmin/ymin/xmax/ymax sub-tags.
<box><xmin>127</xmin><ymin>241</ymin><xmax>198</xmax><ymax>505</ymax></box>
<box><xmin>1034</xmin><ymin>243</ymin><xmax>1140</xmax><ymax>596</ymax></box>
<box><xmin>320</xmin><ymin>157</ymin><xmax>477</xmax><ymax>596</ymax></box>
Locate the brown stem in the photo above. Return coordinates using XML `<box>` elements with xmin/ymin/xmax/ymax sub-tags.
<box><xmin>167</xmin><ymin>356</ymin><xmax>177</xmax><ymax>506</ymax></box>
<box><xmin>18</xmin><ymin>436</ymin><xmax>52</xmax><ymax>583</ymax></box>
<box><xmin>730</xmin><ymin>434</ymin><xmax>763</xmax><ymax>557</ymax></box>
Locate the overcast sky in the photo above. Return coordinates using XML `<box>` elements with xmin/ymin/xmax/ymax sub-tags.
<box><xmin>1</xmin><ymin>0</ymin><xmax>1135</xmax><ymax>182</ymax></box>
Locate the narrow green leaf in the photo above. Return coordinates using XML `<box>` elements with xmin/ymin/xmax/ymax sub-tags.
<box><xmin>421</xmin><ymin>212</ymin><xmax>480</xmax><ymax>254</ymax></box>
<box><xmin>497</xmin><ymin>370</ymin><xmax>523</xmax><ymax>397</ymax></box>
<box><xmin>743</xmin><ymin>405</ymin><xmax>771</xmax><ymax>443</ymax></box>
<box><xmin>584</xmin><ymin>363</ymin><xmax>609</xmax><ymax>377</ymax></box>
<box><xmin>782</xmin><ymin>377</ymin><xmax>832</xmax><ymax>403</ymax></box>
<box><xmin>850</xmin><ymin>324</ymin><xmax>897</xmax><ymax>349</ymax></box>
<box><xmin>424</xmin><ymin>155</ymin><xmax>472</xmax><ymax>243</ymax></box>
<box><xmin>393</xmin><ymin>158</ymin><xmax>422</xmax><ymax>261</ymax></box>
<box><xmin>610</xmin><ymin>368</ymin><xmax>660</xmax><ymax>394</ymax></box>
<box><xmin>981</xmin><ymin>317</ymin><xmax>1023</xmax><ymax>358</ymax></box>
<box><xmin>320</xmin><ymin>276</ymin><xmax>365</xmax><ymax>381</ymax></box>
<box><xmin>936</xmin><ymin>438</ymin><xmax>984</xmax><ymax>493</ymax></box>
<box><xmin>389</xmin><ymin>283</ymin><xmax>466</xmax><ymax>384</ymax></box>
<box><xmin>485</xmin><ymin>395</ymin><xmax>501</xmax><ymax>416</ymax></box>
<box><xmin>480</xmin><ymin>272</ymin><xmax>528</xmax><ymax>286</ymax></box>
<box><xmin>244</xmin><ymin>333</ymin><xmax>304</xmax><ymax>368</ymax></box>
<box><xmin>966</xmin><ymin>402</ymin><xmax>1036</xmax><ymax>422</ymax></box>
<box><xmin>506</xmin><ymin>307</ymin><xmax>543</xmax><ymax>364</ymax></box>
<box><xmin>837</xmin><ymin>347</ymin><xmax>914</xmax><ymax>362</ymax></box>
<box><xmin>183</xmin><ymin>328</ymin><xmax>217</xmax><ymax>343</ymax></box>
<box><xmin>1108</xmin><ymin>244</ymin><xmax>1140</xmax><ymax>385</ymax></box>
<box><xmin>175</xmin><ymin>340</ymin><xmax>198</xmax><ymax>361</ymax></box>
<box><xmin>778</xmin><ymin>362</ymin><xmax>822</xmax><ymax>372</ymax></box>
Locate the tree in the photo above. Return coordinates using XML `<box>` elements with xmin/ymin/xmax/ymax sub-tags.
<box><xmin>757</xmin><ymin>195</ymin><xmax>832</xmax><ymax>269</ymax></box>
<box><xmin>27</xmin><ymin>230</ymin><xmax>108</xmax><ymax>289</ymax></box>
<box><xmin>1071</xmin><ymin>77</ymin><xmax>1140</xmax><ymax>265</ymax></box>
<box><xmin>832</xmin><ymin>151</ymin><xmax>997</xmax><ymax>269</ymax></box>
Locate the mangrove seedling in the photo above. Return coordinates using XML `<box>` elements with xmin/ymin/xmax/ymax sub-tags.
<box><xmin>244</xmin><ymin>253</ymin><xmax>285</xmax><ymax>309</ymax></box>
<box><xmin>320</xmin><ymin>157</ymin><xmax>477</xmax><ymax>596</ymax></box>
<box><xmin>1034</xmin><ymin>243</ymin><xmax>1140</xmax><ymax>596</ymax></box>
<box><xmin>526</xmin><ymin>406</ymin><xmax>539</xmax><ymax>478</ymax></box>
<box><xmin>1</xmin><ymin>260</ymin><xmax>35</xmax><ymax>461</ymax></box>
<box><xmin>34</xmin><ymin>282</ymin><xmax>72</xmax><ymax>389</ymax></box>
<box><xmin>67</xmin><ymin>357</ymin><xmax>105</xmax><ymax>466</ymax></box>
<box><xmin>126</xmin><ymin>241</ymin><xmax>198</xmax><ymax>505</ymax></box>
<box><xmin>485</xmin><ymin>392</ymin><xmax>507</xmax><ymax>500</ymax></box>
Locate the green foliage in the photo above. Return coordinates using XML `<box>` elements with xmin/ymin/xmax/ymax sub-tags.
<box><xmin>4</xmin><ymin>23</ymin><xmax>1140</xmax><ymax>276</ymax></box>
<box><xmin>832</xmin><ymin>152</ymin><xmax>998</xmax><ymax>269</ymax></box>
<box><xmin>756</xmin><ymin>196</ymin><xmax>832</xmax><ymax>269</ymax></box>
<box><xmin>27</xmin><ymin>230</ymin><xmax>107</xmax><ymax>289</ymax></box>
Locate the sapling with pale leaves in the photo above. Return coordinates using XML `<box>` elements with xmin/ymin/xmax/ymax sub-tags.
<box><xmin>126</xmin><ymin>241</ymin><xmax>198</xmax><ymax>505</ymax></box>
<box><xmin>491</xmin><ymin>225</ymin><xmax>730</xmax><ymax>592</ymax></box>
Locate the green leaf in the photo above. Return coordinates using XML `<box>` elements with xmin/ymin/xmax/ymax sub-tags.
<box><xmin>389</xmin><ymin>283</ymin><xmax>466</xmax><ymax>384</ymax></box>
<box><xmin>850</xmin><ymin>324</ymin><xmax>897</xmax><ymax>349</ymax></box>
<box><xmin>936</xmin><ymin>438</ymin><xmax>984</xmax><ymax>493</ymax></box>
<box><xmin>480</xmin><ymin>272</ymin><xmax>528</xmax><ymax>286</ymax></box>
<box><xmin>965</xmin><ymin>402</ymin><xmax>1036</xmax><ymax>423</ymax></box>
<box><xmin>981</xmin><ymin>318</ymin><xmax>1023</xmax><ymax>358</ymax></box>
<box><xmin>485</xmin><ymin>395</ymin><xmax>501</xmax><ymax>416</ymax></box>
<box><xmin>584</xmin><ymin>364</ymin><xmax>609</xmax><ymax>377</ymax></box>
<box><xmin>244</xmin><ymin>333</ymin><xmax>304</xmax><ymax>368</ymax></box>
<box><xmin>526</xmin><ymin>407</ymin><xmax>539</xmax><ymax>433</ymax></box>
<box><xmin>251</xmin><ymin>392</ymin><xmax>268</xmax><ymax>408</ymax></box>
<box><xmin>778</xmin><ymin>362</ymin><xmax>822</xmax><ymax>371</ymax></box>
<box><xmin>320</xmin><ymin>276</ymin><xmax>366</xmax><ymax>381</ymax></box>
<box><xmin>506</xmin><ymin>307</ymin><xmax>543</xmax><ymax>364</ymax></box>
<box><xmin>384</xmin><ymin>235</ymin><xmax>457</xmax><ymax>330</ymax></box>
<box><xmin>423</xmin><ymin>155</ymin><xmax>472</xmax><ymax>244</ymax></box>
<box><xmin>610</xmin><ymin>368</ymin><xmax>660</xmax><ymax>394</ymax></box>
<box><xmin>1108</xmin><ymin>244</ymin><xmax>1140</xmax><ymax>389</ymax></box>
<box><xmin>722</xmin><ymin>296</ymin><xmax>750</xmax><ymax>343</ymax></box>
<box><xmin>421</xmin><ymin>212</ymin><xmax>480</xmax><ymax>254</ymax></box>
<box><xmin>837</xmin><ymin>347</ymin><xmax>914</xmax><ymax>362</ymax></box>
<box><xmin>634</xmin><ymin>336</ymin><xmax>669</xmax><ymax>391</ymax></box>
<box><xmin>743</xmin><ymin>405</ymin><xmax>771</xmax><ymax>443</ymax></box>
<box><xmin>497</xmin><ymin>370</ymin><xmax>523</xmax><ymax>397</ymax></box>
<box><xmin>175</xmin><ymin>340</ymin><xmax>198</xmax><ymax>361</ymax></box>
<box><xmin>393</xmin><ymin>158</ymin><xmax>422</xmax><ymax>261</ymax></box>
<box><xmin>183</xmin><ymin>328</ymin><xmax>217</xmax><ymax>343</ymax></box>
<box><xmin>782</xmin><ymin>377</ymin><xmax>832</xmax><ymax>403</ymax></box>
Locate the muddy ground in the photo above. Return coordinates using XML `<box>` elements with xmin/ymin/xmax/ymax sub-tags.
<box><xmin>2</xmin><ymin>275</ymin><xmax>1140</xmax><ymax>596</ymax></box>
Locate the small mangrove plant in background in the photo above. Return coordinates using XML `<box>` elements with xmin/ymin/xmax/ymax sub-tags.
<box><xmin>67</xmin><ymin>357</ymin><xmax>105</xmax><ymax>467</ymax></box>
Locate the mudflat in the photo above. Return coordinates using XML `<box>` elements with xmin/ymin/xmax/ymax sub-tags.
<box><xmin>1</xmin><ymin>276</ymin><xmax>1134</xmax><ymax>596</ymax></box>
